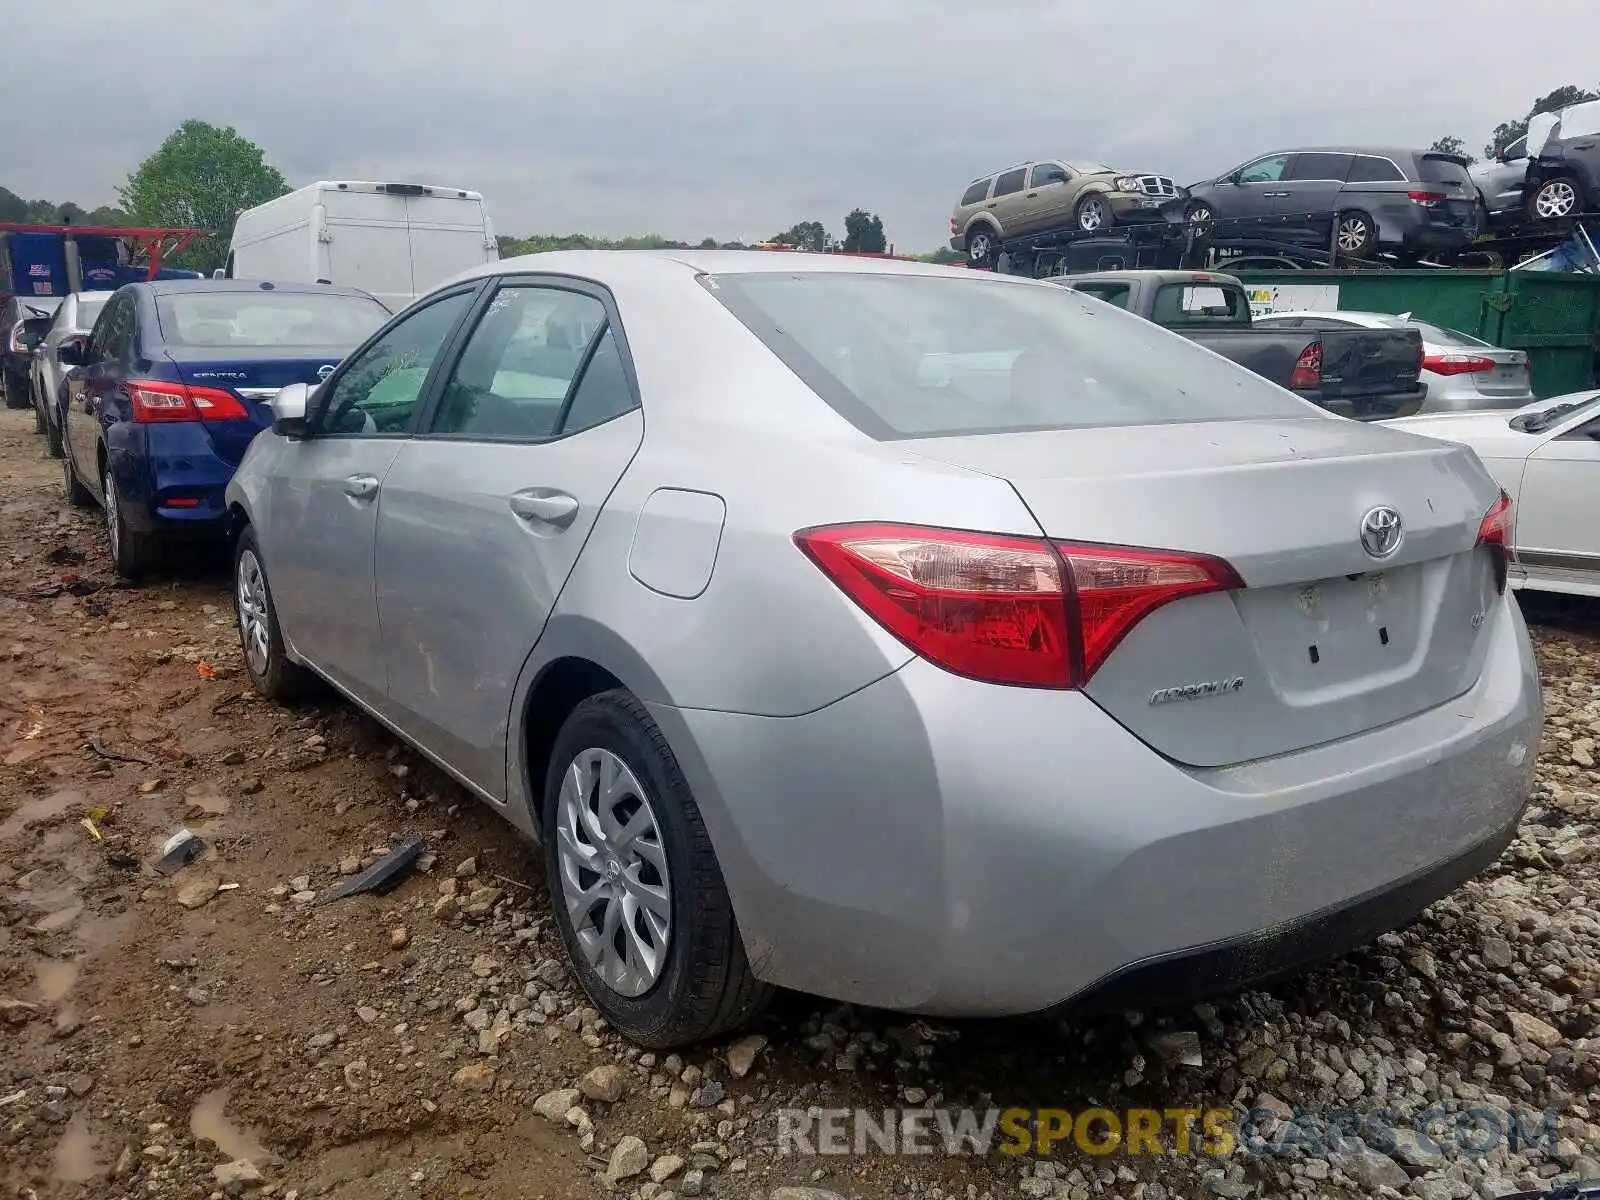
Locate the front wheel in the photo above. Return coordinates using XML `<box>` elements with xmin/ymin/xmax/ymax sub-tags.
<box><xmin>44</xmin><ymin>401</ymin><xmax>64</xmax><ymax>458</ymax></box>
<box><xmin>543</xmin><ymin>690</ymin><xmax>772</xmax><ymax>1048</ymax></box>
<box><xmin>31</xmin><ymin>383</ymin><xmax>45</xmax><ymax>434</ymax></box>
<box><xmin>234</xmin><ymin>526</ymin><xmax>316</xmax><ymax>701</ymax></box>
<box><xmin>1075</xmin><ymin>193</ymin><xmax>1113</xmax><ymax>232</ymax></box>
<box><xmin>103</xmin><ymin>467</ymin><xmax>161</xmax><ymax>579</ymax></box>
<box><xmin>1528</xmin><ymin>176</ymin><xmax>1580</xmax><ymax>222</ymax></box>
<box><xmin>1335</xmin><ymin>210</ymin><xmax>1377</xmax><ymax>258</ymax></box>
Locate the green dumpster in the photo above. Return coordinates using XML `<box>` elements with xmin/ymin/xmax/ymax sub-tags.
<box><xmin>1228</xmin><ymin>268</ymin><xmax>1600</xmax><ymax>398</ymax></box>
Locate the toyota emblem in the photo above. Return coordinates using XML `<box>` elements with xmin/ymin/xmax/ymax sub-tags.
<box><xmin>1360</xmin><ymin>506</ymin><xmax>1403</xmax><ymax>559</ymax></box>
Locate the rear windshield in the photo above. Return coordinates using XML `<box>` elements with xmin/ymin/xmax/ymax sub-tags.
<box><xmin>1367</xmin><ymin>315</ymin><xmax>1491</xmax><ymax>347</ymax></box>
<box><xmin>1417</xmin><ymin>155</ymin><xmax>1473</xmax><ymax>187</ymax></box>
<box><xmin>701</xmin><ymin>271</ymin><xmax>1317</xmax><ymax>439</ymax></box>
<box><xmin>1150</xmin><ymin>282</ymin><xmax>1251</xmax><ymax>325</ymax></box>
<box><xmin>155</xmin><ymin>291</ymin><xmax>389</xmax><ymax>348</ymax></box>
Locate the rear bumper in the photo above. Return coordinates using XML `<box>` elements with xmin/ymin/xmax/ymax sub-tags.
<box><xmin>106</xmin><ymin>422</ymin><xmax>243</xmax><ymax>540</ymax></box>
<box><xmin>1300</xmin><ymin>381</ymin><xmax>1428</xmax><ymax>420</ymax></box>
<box><xmin>650</xmin><ymin>591</ymin><xmax>1541</xmax><ymax>1015</ymax></box>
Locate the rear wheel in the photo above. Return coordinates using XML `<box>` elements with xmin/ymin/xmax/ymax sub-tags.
<box><xmin>1075</xmin><ymin>193</ymin><xmax>1113</xmax><ymax>232</ymax></box>
<box><xmin>44</xmin><ymin>400</ymin><xmax>64</xmax><ymax>458</ymax></box>
<box><xmin>62</xmin><ymin>453</ymin><xmax>92</xmax><ymax>507</ymax></box>
<box><xmin>1528</xmin><ymin>176</ymin><xmax>1580</xmax><ymax>222</ymax></box>
<box><xmin>964</xmin><ymin>224</ymin><xmax>1000</xmax><ymax>268</ymax></box>
<box><xmin>543</xmin><ymin>690</ymin><xmax>772</xmax><ymax>1048</ymax></box>
<box><xmin>31</xmin><ymin>382</ymin><xmax>45</xmax><ymax>434</ymax></box>
<box><xmin>103</xmin><ymin>467</ymin><xmax>161</xmax><ymax>579</ymax></box>
<box><xmin>1335</xmin><ymin>210</ymin><xmax>1376</xmax><ymax>258</ymax></box>
<box><xmin>2</xmin><ymin>371</ymin><xmax>27</xmax><ymax>410</ymax></box>
<box><xmin>234</xmin><ymin>526</ymin><xmax>315</xmax><ymax>701</ymax></box>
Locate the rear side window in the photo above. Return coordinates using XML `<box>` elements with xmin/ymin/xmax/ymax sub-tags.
<box><xmin>1288</xmin><ymin>152</ymin><xmax>1352</xmax><ymax>180</ymax></box>
<box><xmin>992</xmin><ymin>168</ymin><xmax>1027</xmax><ymax>197</ymax></box>
<box><xmin>959</xmin><ymin>179</ymin><xmax>991</xmax><ymax>206</ymax></box>
<box><xmin>1416</xmin><ymin>155</ymin><xmax>1474</xmax><ymax>187</ymax></box>
<box><xmin>1345</xmin><ymin>156</ymin><xmax>1405</xmax><ymax>183</ymax></box>
<box><xmin>701</xmin><ymin>272</ymin><xmax>1315</xmax><ymax>439</ymax></box>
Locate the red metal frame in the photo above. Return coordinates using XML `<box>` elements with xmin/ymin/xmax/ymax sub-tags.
<box><xmin>0</xmin><ymin>223</ymin><xmax>210</xmax><ymax>280</ymax></box>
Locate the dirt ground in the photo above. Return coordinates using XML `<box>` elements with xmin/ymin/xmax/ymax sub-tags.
<box><xmin>3</xmin><ymin>405</ymin><xmax>1599</xmax><ymax>1200</ymax></box>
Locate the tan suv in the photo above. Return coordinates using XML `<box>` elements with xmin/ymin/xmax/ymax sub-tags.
<box><xmin>950</xmin><ymin>161</ymin><xmax>1185</xmax><ymax>265</ymax></box>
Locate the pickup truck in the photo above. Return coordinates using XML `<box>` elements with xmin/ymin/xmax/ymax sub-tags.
<box><xmin>1050</xmin><ymin>269</ymin><xmax>1427</xmax><ymax>420</ymax></box>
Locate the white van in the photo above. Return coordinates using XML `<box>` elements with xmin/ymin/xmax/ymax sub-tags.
<box><xmin>226</xmin><ymin>181</ymin><xmax>499</xmax><ymax>313</ymax></box>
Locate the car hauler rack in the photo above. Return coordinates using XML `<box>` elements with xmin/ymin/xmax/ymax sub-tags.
<box><xmin>0</xmin><ymin>223</ymin><xmax>209</xmax><ymax>299</ymax></box>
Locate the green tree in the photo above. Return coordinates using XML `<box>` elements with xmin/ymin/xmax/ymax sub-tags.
<box><xmin>1485</xmin><ymin>84</ymin><xmax>1600</xmax><ymax>158</ymax></box>
<box><xmin>842</xmin><ymin>209</ymin><xmax>887</xmax><ymax>253</ymax></box>
<box><xmin>118</xmin><ymin>120</ymin><xmax>289</xmax><ymax>272</ymax></box>
<box><xmin>919</xmin><ymin>246</ymin><xmax>963</xmax><ymax>264</ymax></box>
<box><xmin>771</xmin><ymin>221</ymin><xmax>830</xmax><ymax>251</ymax></box>
<box><xmin>1426</xmin><ymin>136</ymin><xmax>1476</xmax><ymax>165</ymax></box>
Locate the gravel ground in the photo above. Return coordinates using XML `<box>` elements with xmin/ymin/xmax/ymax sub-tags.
<box><xmin>1</xmin><ymin>404</ymin><xmax>1597</xmax><ymax>1200</ymax></box>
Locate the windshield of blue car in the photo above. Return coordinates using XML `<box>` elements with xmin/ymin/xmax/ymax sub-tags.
<box><xmin>703</xmin><ymin>271</ymin><xmax>1317</xmax><ymax>440</ymax></box>
<box><xmin>155</xmin><ymin>292</ymin><xmax>389</xmax><ymax>348</ymax></box>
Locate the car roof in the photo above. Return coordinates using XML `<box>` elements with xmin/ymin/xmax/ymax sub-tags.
<box><xmin>448</xmin><ymin>248</ymin><xmax>1013</xmax><ymax>288</ymax></box>
<box><xmin>134</xmin><ymin>279</ymin><xmax>380</xmax><ymax>299</ymax></box>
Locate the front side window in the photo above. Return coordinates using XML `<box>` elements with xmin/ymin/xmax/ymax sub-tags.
<box><xmin>1237</xmin><ymin>155</ymin><xmax>1291</xmax><ymax>183</ymax></box>
<box><xmin>1028</xmin><ymin>163</ymin><xmax>1068</xmax><ymax>189</ymax></box>
<box><xmin>703</xmin><ymin>272</ymin><xmax>1316</xmax><ymax>440</ymax></box>
<box><xmin>316</xmin><ymin>290</ymin><xmax>475</xmax><ymax>436</ymax></box>
<box><xmin>431</xmin><ymin>286</ymin><xmax>608</xmax><ymax>440</ymax></box>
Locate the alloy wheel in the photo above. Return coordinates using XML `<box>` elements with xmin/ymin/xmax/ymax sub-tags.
<box><xmin>237</xmin><ymin>549</ymin><xmax>272</xmax><ymax>678</ymax></box>
<box><xmin>967</xmin><ymin>230</ymin><xmax>994</xmax><ymax>263</ymax></box>
<box><xmin>1078</xmin><ymin>197</ymin><xmax>1108</xmax><ymax>231</ymax></box>
<box><xmin>555</xmin><ymin>747</ymin><xmax>672</xmax><ymax>998</ymax></box>
<box><xmin>1337</xmin><ymin>217</ymin><xmax>1371</xmax><ymax>253</ymax></box>
<box><xmin>1534</xmin><ymin>180</ymin><xmax>1578</xmax><ymax>220</ymax></box>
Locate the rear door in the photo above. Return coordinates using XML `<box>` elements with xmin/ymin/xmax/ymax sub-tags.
<box><xmin>66</xmin><ymin>291</ymin><xmax>135</xmax><ymax>495</ymax></box>
<box><xmin>405</xmin><ymin>192</ymin><xmax>495</xmax><ymax>295</ymax></box>
<box><xmin>1281</xmin><ymin>151</ymin><xmax>1353</xmax><ymax>240</ymax></box>
<box><xmin>1514</xmin><ymin>410</ymin><xmax>1600</xmax><ymax>584</ymax></box>
<box><xmin>321</xmin><ymin>190</ymin><xmax>415</xmax><ymax>310</ymax></box>
<box><xmin>373</xmin><ymin>278</ymin><xmax>644</xmax><ymax>794</ymax></box>
<box><xmin>987</xmin><ymin>167</ymin><xmax>1030</xmax><ymax>237</ymax></box>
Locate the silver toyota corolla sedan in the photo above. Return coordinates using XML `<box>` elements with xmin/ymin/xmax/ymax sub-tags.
<box><xmin>225</xmin><ymin>250</ymin><xmax>1542</xmax><ymax>1049</ymax></box>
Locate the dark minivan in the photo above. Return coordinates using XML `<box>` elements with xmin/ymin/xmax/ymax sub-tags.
<box><xmin>1184</xmin><ymin>147</ymin><xmax>1479</xmax><ymax>259</ymax></box>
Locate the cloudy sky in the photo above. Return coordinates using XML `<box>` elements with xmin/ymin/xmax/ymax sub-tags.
<box><xmin>4</xmin><ymin>0</ymin><xmax>1594</xmax><ymax>252</ymax></box>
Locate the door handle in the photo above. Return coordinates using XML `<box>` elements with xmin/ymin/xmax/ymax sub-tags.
<box><xmin>509</xmin><ymin>489</ymin><xmax>578</xmax><ymax>529</ymax></box>
<box><xmin>1025</xmin><ymin>191</ymin><xmax>1038</xmax><ymax>198</ymax></box>
<box><xmin>342</xmin><ymin>473</ymin><xmax>379</xmax><ymax>500</ymax></box>
<box><xmin>1263</xmin><ymin>191</ymin><xmax>1290</xmax><ymax>198</ymax></box>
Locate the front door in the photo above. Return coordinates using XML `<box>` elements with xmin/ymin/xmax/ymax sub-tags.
<box><xmin>373</xmin><ymin>279</ymin><xmax>644</xmax><ymax>796</ymax></box>
<box><xmin>262</xmin><ymin>286</ymin><xmax>479</xmax><ymax>710</ymax></box>
<box><xmin>1514</xmin><ymin>412</ymin><xmax>1600</xmax><ymax>584</ymax></box>
<box><xmin>1218</xmin><ymin>153</ymin><xmax>1295</xmax><ymax>236</ymax></box>
<box><xmin>1014</xmin><ymin>162</ymin><xmax>1074</xmax><ymax>234</ymax></box>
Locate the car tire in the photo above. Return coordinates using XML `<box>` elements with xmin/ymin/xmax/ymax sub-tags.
<box><xmin>1527</xmin><ymin>176</ymin><xmax>1581</xmax><ymax>222</ymax></box>
<box><xmin>234</xmin><ymin>526</ymin><xmax>316</xmax><ymax>702</ymax></box>
<box><xmin>543</xmin><ymin>689</ymin><xmax>773</xmax><ymax>1049</ymax></box>
<box><xmin>44</xmin><ymin>403</ymin><xmax>64</xmax><ymax>458</ymax></box>
<box><xmin>103</xmin><ymin>466</ymin><xmax>161</xmax><ymax>579</ymax></box>
<box><xmin>62</xmin><ymin>453</ymin><xmax>92</xmax><ymax>507</ymax></box>
<box><xmin>1074</xmin><ymin>193</ymin><xmax>1114</xmax><ymax>233</ymax></box>
<box><xmin>964</xmin><ymin>224</ymin><xmax>1000</xmax><ymax>268</ymax></box>
<box><xmin>2</xmin><ymin>372</ymin><xmax>27</xmax><ymax>410</ymax></box>
<box><xmin>1185</xmin><ymin>202</ymin><xmax>1215</xmax><ymax>228</ymax></box>
<box><xmin>1334</xmin><ymin>210</ymin><xmax>1377</xmax><ymax>258</ymax></box>
<box><xmin>31</xmin><ymin>384</ymin><xmax>45</xmax><ymax>435</ymax></box>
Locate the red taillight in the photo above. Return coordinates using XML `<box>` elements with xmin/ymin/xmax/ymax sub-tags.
<box><xmin>1408</xmin><ymin>190</ymin><xmax>1447</xmax><ymax>205</ymax></box>
<box><xmin>128</xmin><ymin>380</ymin><xmax>250</xmax><ymax>423</ymax></box>
<box><xmin>1477</xmin><ymin>490</ymin><xmax>1512</xmax><ymax>594</ymax></box>
<box><xmin>1423</xmin><ymin>353</ymin><xmax>1495</xmax><ymax>376</ymax></box>
<box><xmin>794</xmin><ymin>523</ymin><xmax>1240</xmax><ymax>688</ymax></box>
<box><xmin>1289</xmin><ymin>342</ymin><xmax>1322</xmax><ymax>390</ymax></box>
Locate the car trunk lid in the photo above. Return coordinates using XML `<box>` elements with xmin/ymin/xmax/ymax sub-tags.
<box><xmin>170</xmin><ymin>348</ymin><xmax>347</xmax><ymax>466</ymax></box>
<box><xmin>1317</xmin><ymin>327</ymin><xmax>1425</xmax><ymax>413</ymax></box>
<box><xmin>901</xmin><ymin>418</ymin><xmax>1504</xmax><ymax>766</ymax></box>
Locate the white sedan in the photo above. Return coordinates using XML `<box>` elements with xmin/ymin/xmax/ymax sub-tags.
<box><xmin>1389</xmin><ymin>390</ymin><xmax>1600</xmax><ymax>595</ymax></box>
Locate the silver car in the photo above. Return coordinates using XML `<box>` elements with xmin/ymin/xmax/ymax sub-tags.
<box><xmin>1255</xmin><ymin>310</ymin><xmax>1535</xmax><ymax>412</ymax></box>
<box><xmin>29</xmin><ymin>291</ymin><xmax>113</xmax><ymax>456</ymax></box>
<box><xmin>225</xmin><ymin>251</ymin><xmax>1542</xmax><ymax>1048</ymax></box>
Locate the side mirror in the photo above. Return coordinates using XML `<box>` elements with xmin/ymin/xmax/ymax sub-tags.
<box><xmin>270</xmin><ymin>382</ymin><xmax>313</xmax><ymax>438</ymax></box>
<box><xmin>211</xmin><ymin>268</ymin><xmax>226</xmax><ymax>279</ymax></box>
<box><xmin>56</xmin><ymin>336</ymin><xmax>88</xmax><ymax>366</ymax></box>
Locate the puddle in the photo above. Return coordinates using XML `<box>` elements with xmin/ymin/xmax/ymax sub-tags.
<box><xmin>35</xmin><ymin>958</ymin><xmax>79</xmax><ymax>1003</ymax></box>
<box><xmin>189</xmin><ymin>1088</ymin><xmax>273</xmax><ymax>1163</ymax></box>
<box><xmin>0</xmin><ymin>789</ymin><xmax>84</xmax><ymax>840</ymax></box>
<box><xmin>52</xmin><ymin>1111</ymin><xmax>101</xmax><ymax>1183</ymax></box>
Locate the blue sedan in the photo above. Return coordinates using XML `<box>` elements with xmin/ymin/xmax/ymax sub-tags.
<box><xmin>59</xmin><ymin>279</ymin><xmax>390</xmax><ymax>576</ymax></box>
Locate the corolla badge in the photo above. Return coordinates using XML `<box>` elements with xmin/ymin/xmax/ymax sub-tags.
<box><xmin>317</xmin><ymin>364</ymin><xmax>336</xmax><ymax>381</ymax></box>
<box><xmin>1359</xmin><ymin>505</ymin><xmax>1403</xmax><ymax>559</ymax></box>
